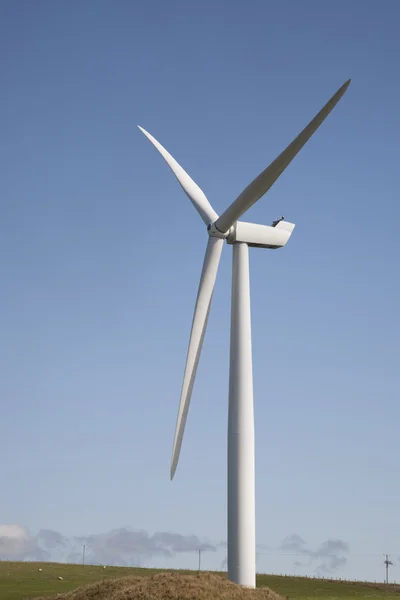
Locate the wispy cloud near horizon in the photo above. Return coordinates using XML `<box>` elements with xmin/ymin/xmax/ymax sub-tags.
<box><xmin>0</xmin><ymin>524</ymin><xmax>349</xmax><ymax>576</ymax></box>
<box><xmin>279</xmin><ymin>534</ymin><xmax>349</xmax><ymax>574</ymax></box>
<box><xmin>0</xmin><ymin>524</ymin><xmax>216</xmax><ymax>566</ymax></box>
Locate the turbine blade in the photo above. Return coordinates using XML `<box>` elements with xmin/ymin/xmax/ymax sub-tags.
<box><xmin>170</xmin><ymin>235</ymin><xmax>224</xmax><ymax>479</ymax></box>
<box><xmin>138</xmin><ymin>126</ymin><xmax>218</xmax><ymax>225</ymax></box>
<box><xmin>215</xmin><ymin>79</ymin><xmax>351</xmax><ymax>233</ymax></box>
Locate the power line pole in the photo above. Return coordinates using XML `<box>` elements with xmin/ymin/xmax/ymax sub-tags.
<box><xmin>198</xmin><ymin>548</ymin><xmax>202</xmax><ymax>571</ymax></box>
<box><xmin>82</xmin><ymin>544</ymin><xmax>86</xmax><ymax>566</ymax></box>
<box><xmin>384</xmin><ymin>554</ymin><xmax>393</xmax><ymax>584</ymax></box>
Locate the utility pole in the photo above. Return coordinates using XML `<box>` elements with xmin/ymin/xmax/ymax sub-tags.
<box><xmin>198</xmin><ymin>548</ymin><xmax>202</xmax><ymax>572</ymax></box>
<box><xmin>384</xmin><ymin>554</ymin><xmax>393</xmax><ymax>584</ymax></box>
<box><xmin>82</xmin><ymin>544</ymin><xmax>86</xmax><ymax>566</ymax></box>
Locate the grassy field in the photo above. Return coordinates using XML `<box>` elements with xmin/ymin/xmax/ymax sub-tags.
<box><xmin>1</xmin><ymin>561</ymin><xmax>400</xmax><ymax>600</ymax></box>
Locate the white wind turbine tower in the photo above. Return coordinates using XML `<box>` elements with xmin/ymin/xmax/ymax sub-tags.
<box><xmin>139</xmin><ymin>79</ymin><xmax>350</xmax><ymax>588</ymax></box>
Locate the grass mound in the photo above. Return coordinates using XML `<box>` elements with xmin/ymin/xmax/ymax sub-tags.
<box><xmin>36</xmin><ymin>572</ymin><xmax>285</xmax><ymax>600</ymax></box>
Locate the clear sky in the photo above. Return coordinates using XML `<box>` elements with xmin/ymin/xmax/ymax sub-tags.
<box><xmin>1</xmin><ymin>0</ymin><xmax>399</xmax><ymax>582</ymax></box>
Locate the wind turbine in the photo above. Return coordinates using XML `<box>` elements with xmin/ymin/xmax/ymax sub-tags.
<box><xmin>139</xmin><ymin>79</ymin><xmax>350</xmax><ymax>588</ymax></box>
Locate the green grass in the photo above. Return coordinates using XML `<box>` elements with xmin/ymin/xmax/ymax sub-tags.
<box><xmin>0</xmin><ymin>561</ymin><xmax>399</xmax><ymax>600</ymax></box>
<box><xmin>256</xmin><ymin>574</ymin><xmax>400</xmax><ymax>600</ymax></box>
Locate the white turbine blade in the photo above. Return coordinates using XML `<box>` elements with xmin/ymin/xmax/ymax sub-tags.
<box><xmin>138</xmin><ymin>126</ymin><xmax>218</xmax><ymax>225</ymax></box>
<box><xmin>215</xmin><ymin>79</ymin><xmax>351</xmax><ymax>233</ymax></box>
<box><xmin>171</xmin><ymin>235</ymin><xmax>224</xmax><ymax>479</ymax></box>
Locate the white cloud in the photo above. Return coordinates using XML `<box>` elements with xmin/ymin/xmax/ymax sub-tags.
<box><xmin>279</xmin><ymin>534</ymin><xmax>349</xmax><ymax>574</ymax></box>
<box><xmin>0</xmin><ymin>524</ymin><xmax>349</xmax><ymax>576</ymax></box>
<box><xmin>0</xmin><ymin>524</ymin><xmax>47</xmax><ymax>560</ymax></box>
<box><xmin>37</xmin><ymin>529</ymin><xmax>68</xmax><ymax>549</ymax></box>
<box><xmin>76</xmin><ymin>529</ymin><xmax>216</xmax><ymax>566</ymax></box>
<box><xmin>0</xmin><ymin>524</ymin><xmax>217</xmax><ymax>566</ymax></box>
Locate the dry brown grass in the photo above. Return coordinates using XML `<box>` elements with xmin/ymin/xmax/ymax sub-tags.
<box><xmin>35</xmin><ymin>572</ymin><xmax>285</xmax><ymax>600</ymax></box>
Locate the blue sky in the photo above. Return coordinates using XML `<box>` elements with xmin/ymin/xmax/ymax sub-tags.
<box><xmin>1</xmin><ymin>0</ymin><xmax>399</xmax><ymax>581</ymax></box>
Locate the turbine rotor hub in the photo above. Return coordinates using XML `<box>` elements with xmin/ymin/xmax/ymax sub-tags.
<box><xmin>207</xmin><ymin>221</ymin><xmax>231</xmax><ymax>239</ymax></box>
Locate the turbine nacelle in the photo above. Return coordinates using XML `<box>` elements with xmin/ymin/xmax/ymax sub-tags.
<box><xmin>227</xmin><ymin>220</ymin><xmax>295</xmax><ymax>249</ymax></box>
<box><xmin>208</xmin><ymin>219</ymin><xmax>295</xmax><ymax>248</ymax></box>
